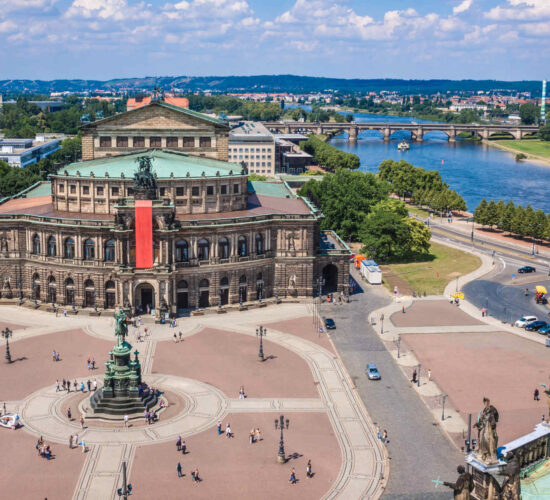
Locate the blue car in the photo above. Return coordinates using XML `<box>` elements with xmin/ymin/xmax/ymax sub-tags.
<box><xmin>525</xmin><ymin>320</ymin><xmax>548</xmax><ymax>332</ymax></box>
<box><xmin>366</xmin><ymin>363</ymin><xmax>381</xmax><ymax>380</ymax></box>
<box><xmin>537</xmin><ymin>324</ymin><xmax>550</xmax><ymax>335</ymax></box>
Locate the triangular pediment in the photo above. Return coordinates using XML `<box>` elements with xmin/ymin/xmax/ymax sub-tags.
<box><xmin>83</xmin><ymin>102</ymin><xmax>227</xmax><ymax>132</ymax></box>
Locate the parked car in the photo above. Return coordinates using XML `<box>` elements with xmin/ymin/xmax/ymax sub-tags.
<box><xmin>538</xmin><ymin>324</ymin><xmax>550</xmax><ymax>335</ymax></box>
<box><xmin>366</xmin><ymin>363</ymin><xmax>381</xmax><ymax>380</ymax></box>
<box><xmin>324</xmin><ymin>318</ymin><xmax>336</xmax><ymax>330</ymax></box>
<box><xmin>525</xmin><ymin>320</ymin><xmax>548</xmax><ymax>332</ymax></box>
<box><xmin>515</xmin><ymin>316</ymin><xmax>538</xmax><ymax>327</ymax></box>
<box><xmin>518</xmin><ymin>266</ymin><xmax>536</xmax><ymax>273</ymax></box>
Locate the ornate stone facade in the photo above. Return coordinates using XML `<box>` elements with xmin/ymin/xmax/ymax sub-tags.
<box><xmin>0</xmin><ymin>104</ymin><xmax>349</xmax><ymax>315</ymax></box>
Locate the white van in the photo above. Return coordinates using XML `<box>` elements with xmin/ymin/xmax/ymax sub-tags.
<box><xmin>515</xmin><ymin>316</ymin><xmax>537</xmax><ymax>328</ymax></box>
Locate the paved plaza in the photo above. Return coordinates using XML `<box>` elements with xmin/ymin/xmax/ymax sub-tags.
<box><xmin>0</xmin><ymin>303</ymin><xmax>386</xmax><ymax>500</ymax></box>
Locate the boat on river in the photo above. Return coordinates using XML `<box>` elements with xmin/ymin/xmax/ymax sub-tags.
<box><xmin>398</xmin><ymin>141</ymin><xmax>410</xmax><ymax>151</ymax></box>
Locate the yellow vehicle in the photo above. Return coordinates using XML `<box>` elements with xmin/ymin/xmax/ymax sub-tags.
<box><xmin>453</xmin><ymin>292</ymin><xmax>464</xmax><ymax>299</ymax></box>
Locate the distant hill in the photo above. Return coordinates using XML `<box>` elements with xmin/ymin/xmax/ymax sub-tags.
<box><xmin>0</xmin><ymin>75</ymin><xmax>543</xmax><ymax>95</ymax></box>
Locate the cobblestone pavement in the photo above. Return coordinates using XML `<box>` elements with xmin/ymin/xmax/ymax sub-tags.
<box><xmin>0</xmin><ymin>303</ymin><xmax>386</xmax><ymax>500</ymax></box>
<box><xmin>326</xmin><ymin>268</ymin><xmax>460</xmax><ymax>499</ymax></box>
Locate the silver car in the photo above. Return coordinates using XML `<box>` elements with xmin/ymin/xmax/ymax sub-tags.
<box><xmin>366</xmin><ymin>363</ymin><xmax>381</xmax><ymax>380</ymax></box>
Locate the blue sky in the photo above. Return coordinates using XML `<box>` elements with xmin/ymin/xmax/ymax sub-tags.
<box><xmin>0</xmin><ymin>0</ymin><xmax>548</xmax><ymax>80</ymax></box>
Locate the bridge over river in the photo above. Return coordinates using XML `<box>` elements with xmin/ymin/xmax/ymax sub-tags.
<box><xmin>263</xmin><ymin>121</ymin><xmax>539</xmax><ymax>142</ymax></box>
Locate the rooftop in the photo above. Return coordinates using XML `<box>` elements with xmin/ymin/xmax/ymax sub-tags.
<box><xmin>58</xmin><ymin>150</ymin><xmax>243</xmax><ymax>179</ymax></box>
<box><xmin>230</xmin><ymin>121</ymin><xmax>273</xmax><ymax>139</ymax></box>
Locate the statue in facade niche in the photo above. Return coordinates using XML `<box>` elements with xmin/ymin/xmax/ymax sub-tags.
<box><xmin>499</xmin><ymin>452</ymin><xmax>520</xmax><ymax>500</ymax></box>
<box><xmin>288</xmin><ymin>274</ymin><xmax>297</xmax><ymax>289</ymax></box>
<box><xmin>474</xmin><ymin>397</ymin><xmax>499</xmax><ymax>464</ymax></box>
<box><xmin>443</xmin><ymin>465</ymin><xmax>474</xmax><ymax>500</ymax></box>
<box><xmin>0</xmin><ymin>236</ymin><xmax>8</xmax><ymax>253</ymax></box>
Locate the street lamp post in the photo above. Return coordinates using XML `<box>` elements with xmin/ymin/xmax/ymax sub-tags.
<box><xmin>471</xmin><ymin>216</ymin><xmax>474</xmax><ymax>245</ymax></box>
<box><xmin>396</xmin><ymin>335</ymin><xmax>402</xmax><ymax>358</ymax></box>
<box><xmin>274</xmin><ymin>414</ymin><xmax>290</xmax><ymax>463</ymax></box>
<box><xmin>256</xmin><ymin>326</ymin><xmax>266</xmax><ymax>361</ymax></box>
<box><xmin>117</xmin><ymin>461</ymin><xmax>133</xmax><ymax>499</ymax></box>
<box><xmin>380</xmin><ymin>313</ymin><xmax>384</xmax><ymax>334</ymax></box>
<box><xmin>2</xmin><ymin>327</ymin><xmax>13</xmax><ymax>363</ymax></box>
<box><xmin>441</xmin><ymin>394</ymin><xmax>447</xmax><ymax>421</ymax></box>
<box><xmin>417</xmin><ymin>363</ymin><xmax>421</xmax><ymax>387</ymax></box>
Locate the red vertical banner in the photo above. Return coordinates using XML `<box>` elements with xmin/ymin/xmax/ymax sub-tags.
<box><xmin>135</xmin><ymin>200</ymin><xmax>153</xmax><ymax>269</ymax></box>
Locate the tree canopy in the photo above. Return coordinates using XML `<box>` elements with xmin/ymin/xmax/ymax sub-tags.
<box><xmin>300</xmin><ymin>135</ymin><xmax>360</xmax><ymax>171</ymax></box>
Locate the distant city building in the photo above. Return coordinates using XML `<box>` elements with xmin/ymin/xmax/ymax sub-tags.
<box><xmin>127</xmin><ymin>95</ymin><xmax>189</xmax><ymax>111</ymax></box>
<box><xmin>0</xmin><ymin>136</ymin><xmax>61</xmax><ymax>167</ymax></box>
<box><xmin>229</xmin><ymin>122</ymin><xmax>276</xmax><ymax>176</ymax></box>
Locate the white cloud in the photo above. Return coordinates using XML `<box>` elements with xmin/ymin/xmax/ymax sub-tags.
<box><xmin>453</xmin><ymin>0</ymin><xmax>473</xmax><ymax>15</ymax></box>
<box><xmin>485</xmin><ymin>0</ymin><xmax>550</xmax><ymax>21</ymax></box>
<box><xmin>0</xmin><ymin>20</ymin><xmax>17</xmax><ymax>33</ymax></box>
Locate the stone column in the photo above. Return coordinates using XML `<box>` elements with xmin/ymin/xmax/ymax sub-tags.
<box><xmin>448</xmin><ymin>127</ymin><xmax>456</xmax><ymax>143</ymax></box>
<box><xmin>415</xmin><ymin>127</ymin><xmax>424</xmax><ymax>142</ymax></box>
<box><xmin>348</xmin><ymin>126</ymin><xmax>358</xmax><ymax>142</ymax></box>
<box><xmin>383</xmin><ymin>128</ymin><xmax>391</xmax><ymax>141</ymax></box>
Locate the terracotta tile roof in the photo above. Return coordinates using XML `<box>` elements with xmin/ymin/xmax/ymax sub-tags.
<box><xmin>126</xmin><ymin>96</ymin><xmax>189</xmax><ymax>111</ymax></box>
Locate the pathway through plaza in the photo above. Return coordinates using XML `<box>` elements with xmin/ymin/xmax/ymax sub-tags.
<box><xmin>0</xmin><ymin>303</ymin><xmax>386</xmax><ymax>499</ymax></box>
<box><xmin>327</xmin><ymin>268</ymin><xmax>461</xmax><ymax>499</ymax></box>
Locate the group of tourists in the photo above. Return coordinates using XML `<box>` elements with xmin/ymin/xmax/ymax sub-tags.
<box><xmin>57</xmin><ymin>378</ymin><xmax>97</xmax><ymax>393</ymax></box>
<box><xmin>36</xmin><ymin>436</ymin><xmax>53</xmax><ymax>460</ymax></box>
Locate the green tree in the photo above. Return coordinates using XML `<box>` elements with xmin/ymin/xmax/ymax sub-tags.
<box><xmin>535</xmin><ymin>209</ymin><xmax>547</xmax><ymax>240</ymax></box>
<box><xmin>474</xmin><ymin>199</ymin><xmax>488</xmax><ymax>226</ymax></box>
<box><xmin>540</xmin><ymin>124</ymin><xmax>550</xmax><ymax>141</ymax></box>
<box><xmin>495</xmin><ymin>200</ymin><xmax>505</xmax><ymax>228</ymax></box>
<box><xmin>485</xmin><ymin>200</ymin><xmax>499</xmax><ymax>228</ymax></box>
<box><xmin>404</xmin><ymin>217</ymin><xmax>432</xmax><ymax>254</ymax></box>
<box><xmin>519</xmin><ymin>103</ymin><xmax>538</xmax><ymax>125</ymax></box>
<box><xmin>500</xmin><ymin>201</ymin><xmax>516</xmax><ymax>232</ymax></box>
<box><xmin>523</xmin><ymin>205</ymin><xmax>537</xmax><ymax>238</ymax></box>
<box><xmin>510</xmin><ymin>205</ymin><xmax>526</xmax><ymax>236</ymax></box>
<box><xmin>359</xmin><ymin>205</ymin><xmax>412</xmax><ymax>261</ymax></box>
<box><xmin>298</xmin><ymin>169</ymin><xmax>390</xmax><ymax>240</ymax></box>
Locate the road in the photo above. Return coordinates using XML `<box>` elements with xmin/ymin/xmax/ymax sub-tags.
<box><xmin>327</xmin><ymin>269</ymin><xmax>459</xmax><ymax>499</ymax></box>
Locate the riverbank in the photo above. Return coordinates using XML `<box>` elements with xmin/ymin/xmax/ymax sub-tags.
<box><xmin>484</xmin><ymin>140</ymin><xmax>550</xmax><ymax>167</ymax></box>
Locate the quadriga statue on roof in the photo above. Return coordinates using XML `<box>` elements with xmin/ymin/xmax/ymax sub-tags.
<box><xmin>134</xmin><ymin>156</ymin><xmax>157</xmax><ymax>191</ymax></box>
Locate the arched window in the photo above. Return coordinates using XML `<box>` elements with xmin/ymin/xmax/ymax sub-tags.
<box><xmin>218</xmin><ymin>237</ymin><xmax>230</xmax><ymax>259</ymax></box>
<box><xmin>32</xmin><ymin>234</ymin><xmax>40</xmax><ymax>255</ymax></box>
<box><xmin>239</xmin><ymin>274</ymin><xmax>247</xmax><ymax>284</ymax></box>
<box><xmin>47</xmin><ymin>236</ymin><xmax>56</xmax><ymax>257</ymax></box>
<box><xmin>257</xmin><ymin>272</ymin><xmax>263</xmax><ymax>282</ymax></box>
<box><xmin>65</xmin><ymin>277</ymin><xmax>74</xmax><ymax>287</ymax></box>
<box><xmin>48</xmin><ymin>275</ymin><xmax>56</xmax><ymax>284</ymax></box>
<box><xmin>198</xmin><ymin>239</ymin><xmax>209</xmax><ymax>261</ymax></box>
<box><xmin>84</xmin><ymin>279</ymin><xmax>95</xmax><ymax>308</ymax></box>
<box><xmin>83</xmin><ymin>239</ymin><xmax>95</xmax><ymax>260</ymax></box>
<box><xmin>64</xmin><ymin>237</ymin><xmax>75</xmax><ymax>259</ymax></box>
<box><xmin>48</xmin><ymin>276</ymin><xmax>56</xmax><ymax>303</ymax></box>
<box><xmin>238</xmin><ymin>236</ymin><xmax>248</xmax><ymax>257</ymax></box>
<box><xmin>199</xmin><ymin>278</ymin><xmax>209</xmax><ymax>289</ymax></box>
<box><xmin>175</xmin><ymin>240</ymin><xmax>189</xmax><ymax>262</ymax></box>
<box><xmin>105</xmin><ymin>280</ymin><xmax>116</xmax><ymax>309</ymax></box>
<box><xmin>84</xmin><ymin>279</ymin><xmax>94</xmax><ymax>289</ymax></box>
<box><xmin>65</xmin><ymin>277</ymin><xmax>75</xmax><ymax>305</ymax></box>
<box><xmin>177</xmin><ymin>280</ymin><xmax>188</xmax><ymax>290</ymax></box>
<box><xmin>220</xmin><ymin>276</ymin><xmax>229</xmax><ymax>287</ymax></box>
<box><xmin>104</xmin><ymin>240</ymin><xmax>115</xmax><ymax>262</ymax></box>
<box><xmin>255</xmin><ymin>233</ymin><xmax>264</xmax><ymax>255</ymax></box>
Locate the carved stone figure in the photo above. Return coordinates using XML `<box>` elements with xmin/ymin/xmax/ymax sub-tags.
<box><xmin>114</xmin><ymin>308</ymin><xmax>128</xmax><ymax>345</ymax></box>
<box><xmin>287</xmin><ymin>232</ymin><xmax>297</xmax><ymax>251</ymax></box>
<box><xmin>288</xmin><ymin>274</ymin><xmax>297</xmax><ymax>289</ymax></box>
<box><xmin>0</xmin><ymin>236</ymin><xmax>8</xmax><ymax>253</ymax></box>
<box><xmin>499</xmin><ymin>452</ymin><xmax>521</xmax><ymax>500</ymax></box>
<box><xmin>474</xmin><ymin>397</ymin><xmax>499</xmax><ymax>464</ymax></box>
<box><xmin>443</xmin><ymin>465</ymin><xmax>474</xmax><ymax>500</ymax></box>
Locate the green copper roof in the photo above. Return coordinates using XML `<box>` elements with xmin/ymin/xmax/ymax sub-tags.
<box><xmin>60</xmin><ymin>150</ymin><xmax>243</xmax><ymax>179</ymax></box>
<box><xmin>248</xmin><ymin>181</ymin><xmax>295</xmax><ymax>198</ymax></box>
<box><xmin>25</xmin><ymin>181</ymin><xmax>52</xmax><ymax>198</ymax></box>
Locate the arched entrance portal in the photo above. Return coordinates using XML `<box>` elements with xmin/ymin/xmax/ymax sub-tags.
<box><xmin>220</xmin><ymin>277</ymin><xmax>229</xmax><ymax>305</ymax></box>
<box><xmin>176</xmin><ymin>280</ymin><xmax>189</xmax><ymax>311</ymax></box>
<box><xmin>199</xmin><ymin>279</ymin><xmax>210</xmax><ymax>308</ymax></box>
<box><xmin>322</xmin><ymin>264</ymin><xmax>338</xmax><ymax>293</ymax></box>
<box><xmin>135</xmin><ymin>283</ymin><xmax>155</xmax><ymax>313</ymax></box>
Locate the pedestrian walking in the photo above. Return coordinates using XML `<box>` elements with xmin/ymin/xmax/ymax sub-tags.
<box><xmin>91</xmin><ymin>358</ymin><xmax>95</xmax><ymax>370</ymax></box>
<box><xmin>52</xmin><ymin>350</ymin><xmax>57</xmax><ymax>362</ymax></box>
<box><xmin>402</xmin><ymin>304</ymin><xmax>405</xmax><ymax>314</ymax></box>
<box><xmin>249</xmin><ymin>429</ymin><xmax>255</xmax><ymax>444</ymax></box>
<box><xmin>239</xmin><ymin>386</ymin><xmax>245</xmax><ymax>399</ymax></box>
<box><xmin>63</xmin><ymin>308</ymin><xmax>67</xmax><ymax>317</ymax></box>
<box><xmin>144</xmin><ymin>409</ymin><xmax>148</xmax><ymax>424</ymax></box>
<box><xmin>217</xmin><ymin>420</ymin><xmax>222</xmax><ymax>435</ymax></box>
<box><xmin>73</xmin><ymin>380</ymin><xmax>77</xmax><ymax>391</ymax></box>
<box><xmin>81</xmin><ymin>440</ymin><xmax>86</xmax><ymax>453</ymax></box>
<box><xmin>382</xmin><ymin>429</ymin><xmax>388</xmax><ymax>444</ymax></box>
<box><xmin>225</xmin><ymin>423</ymin><xmax>232</xmax><ymax>438</ymax></box>
<box><xmin>255</xmin><ymin>428</ymin><xmax>261</xmax><ymax>442</ymax></box>
<box><xmin>177</xmin><ymin>462</ymin><xmax>183</xmax><ymax>478</ymax></box>
<box><xmin>181</xmin><ymin>440</ymin><xmax>187</xmax><ymax>455</ymax></box>
<box><xmin>62</xmin><ymin>379</ymin><xmax>66</xmax><ymax>391</ymax></box>
<box><xmin>56</xmin><ymin>352</ymin><xmax>60</xmax><ymax>362</ymax></box>
<box><xmin>69</xmin><ymin>434</ymin><xmax>73</xmax><ymax>449</ymax></box>
<box><xmin>191</xmin><ymin>467</ymin><xmax>200</xmax><ymax>483</ymax></box>
<box><xmin>428</xmin><ymin>369</ymin><xmax>432</xmax><ymax>382</ymax></box>
<box><xmin>80</xmin><ymin>416</ymin><xmax>85</xmax><ymax>429</ymax></box>
<box><xmin>67</xmin><ymin>408</ymin><xmax>72</xmax><ymax>420</ymax></box>
<box><xmin>411</xmin><ymin>369</ymin><xmax>417</xmax><ymax>383</ymax></box>
<box><xmin>80</xmin><ymin>382</ymin><xmax>85</xmax><ymax>392</ymax></box>
<box><xmin>289</xmin><ymin>468</ymin><xmax>297</xmax><ymax>484</ymax></box>
<box><xmin>173</xmin><ymin>332</ymin><xmax>178</xmax><ymax>343</ymax></box>
<box><xmin>56</xmin><ymin>379</ymin><xmax>60</xmax><ymax>392</ymax></box>
<box><xmin>87</xmin><ymin>380</ymin><xmax>91</xmax><ymax>392</ymax></box>
<box><xmin>535</xmin><ymin>388</ymin><xmax>540</xmax><ymax>401</ymax></box>
<box><xmin>376</xmin><ymin>425</ymin><xmax>382</xmax><ymax>440</ymax></box>
<box><xmin>124</xmin><ymin>414</ymin><xmax>129</xmax><ymax>428</ymax></box>
<box><xmin>93</xmin><ymin>379</ymin><xmax>97</xmax><ymax>391</ymax></box>
<box><xmin>179</xmin><ymin>331</ymin><xmax>183</xmax><ymax>342</ymax></box>
<box><xmin>306</xmin><ymin>460</ymin><xmax>312</xmax><ymax>478</ymax></box>
<box><xmin>176</xmin><ymin>436</ymin><xmax>182</xmax><ymax>451</ymax></box>
<box><xmin>87</xmin><ymin>358</ymin><xmax>91</xmax><ymax>370</ymax></box>
<box><xmin>66</xmin><ymin>379</ymin><xmax>70</xmax><ymax>392</ymax></box>
<box><xmin>73</xmin><ymin>434</ymin><xmax>78</xmax><ymax>448</ymax></box>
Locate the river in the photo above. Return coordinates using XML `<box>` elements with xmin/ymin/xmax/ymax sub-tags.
<box><xmin>288</xmin><ymin>106</ymin><xmax>550</xmax><ymax>212</ymax></box>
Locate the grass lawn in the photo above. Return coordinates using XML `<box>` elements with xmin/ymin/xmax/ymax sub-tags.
<box><xmin>494</xmin><ymin>140</ymin><xmax>550</xmax><ymax>161</ymax></box>
<box><xmin>379</xmin><ymin>241</ymin><xmax>481</xmax><ymax>296</ymax></box>
<box><xmin>405</xmin><ymin>203</ymin><xmax>431</xmax><ymax>219</ymax></box>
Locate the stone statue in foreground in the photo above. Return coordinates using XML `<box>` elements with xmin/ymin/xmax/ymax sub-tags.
<box><xmin>443</xmin><ymin>465</ymin><xmax>474</xmax><ymax>500</ymax></box>
<box><xmin>474</xmin><ymin>397</ymin><xmax>499</xmax><ymax>464</ymax></box>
